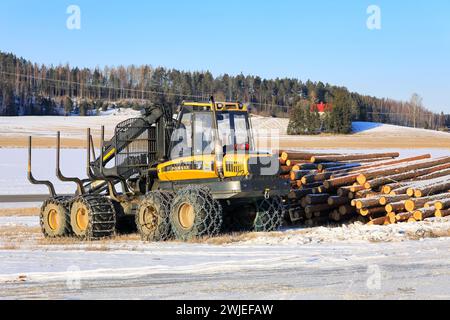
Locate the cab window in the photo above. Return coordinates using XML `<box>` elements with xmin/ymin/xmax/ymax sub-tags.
<box><xmin>170</xmin><ymin>111</ymin><xmax>192</xmax><ymax>159</ymax></box>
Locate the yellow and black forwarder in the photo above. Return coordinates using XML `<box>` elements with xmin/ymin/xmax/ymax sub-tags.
<box><xmin>28</xmin><ymin>98</ymin><xmax>290</xmax><ymax>241</ymax></box>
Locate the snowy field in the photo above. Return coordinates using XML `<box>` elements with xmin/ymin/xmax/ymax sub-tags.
<box><xmin>1</xmin><ymin>218</ymin><xmax>450</xmax><ymax>299</ymax></box>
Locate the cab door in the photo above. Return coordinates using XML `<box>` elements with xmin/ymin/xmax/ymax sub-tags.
<box><xmin>158</xmin><ymin>109</ymin><xmax>218</xmax><ymax>181</ymax></box>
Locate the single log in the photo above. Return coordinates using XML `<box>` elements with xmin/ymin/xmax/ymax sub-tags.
<box><xmin>286</xmin><ymin>160</ymin><xmax>309</xmax><ymax>167</ymax></box>
<box><xmin>355</xmin><ymin>197</ymin><xmax>383</xmax><ymax>210</ymax></box>
<box><xmin>379</xmin><ymin>194</ymin><xmax>410</xmax><ymax>206</ymax></box>
<box><xmin>301</xmin><ymin>172</ymin><xmax>333</xmax><ymax>184</ymax></box>
<box><xmin>333</xmin><ymin>154</ymin><xmax>431</xmax><ymax>176</ymax></box>
<box><xmin>305</xmin><ymin>203</ymin><xmax>338</xmax><ymax>215</ymax></box>
<box><xmin>311</xmin><ymin>152</ymin><xmax>400</xmax><ymax>163</ymax></box>
<box><xmin>383</xmin><ymin>182</ymin><xmax>411</xmax><ymax>194</ymax></box>
<box><xmin>385</xmin><ymin>201</ymin><xmax>406</xmax><ymax>213</ymax></box>
<box><xmin>396</xmin><ymin>212</ymin><xmax>414</xmax><ymax>222</ymax></box>
<box><xmin>354</xmin><ymin>189</ymin><xmax>378</xmax><ymax>199</ymax></box>
<box><xmin>280</xmin><ymin>166</ymin><xmax>293</xmax><ymax>175</ymax></box>
<box><xmin>329</xmin><ymin>210</ymin><xmax>341</xmax><ymax>222</ymax></box>
<box><xmin>288</xmin><ymin>188</ymin><xmax>314</xmax><ymax>200</ymax></box>
<box><xmin>368</xmin><ymin>216</ymin><xmax>388</xmax><ymax>225</ymax></box>
<box><xmin>405</xmin><ymin>193</ymin><xmax>450</xmax><ymax>212</ymax></box>
<box><xmin>328</xmin><ymin>196</ymin><xmax>350</xmax><ymax>207</ymax></box>
<box><xmin>435</xmin><ymin>209</ymin><xmax>450</xmax><ymax>218</ymax></box>
<box><xmin>323</xmin><ymin>174</ymin><xmax>360</xmax><ymax>189</ymax></box>
<box><xmin>290</xmin><ymin>170</ymin><xmax>316</xmax><ymax>181</ymax></box>
<box><xmin>435</xmin><ymin>198</ymin><xmax>450</xmax><ymax>210</ymax></box>
<box><xmin>364</xmin><ymin>162</ymin><xmax>450</xmax><ymax>190</ymax></box>
<box><xmin>407</xmin><ymin>218</ymin><xmax>417</xmax><ymax>223</ymax></box>
<box><xmin>357</xmin><ymin>157</ymin><xmax>450</xmax><ymax>185</ymax></box>
<box><xmin>414</xmin><ymin>178</ymin><xmax>450</xmax><ymax>198</ymax></box>
<box><xmin>292</xmin><ymin>164</ymin><xmax>319</xmax><ymax>171</ymax></box>
<box><xmin>314</xmin><ymin>211</ymin><xmax>331</xmax><ymax>218</ymax></box>
<box><xmin>321</xmin><ymin>163</ymin><xmax>363</xmax><ymax>172</ymax></box>
<box><xmin>300</xmin><ymin>197</ymin><xmax>308</xmax><ymax>208</ymax></box>
<box><xmin>387</xmin><ymin>212</ymin><xmax>397</xmax><ymax>224</ymax></box>
<box><xmin>339</xmin><ymin>205</ymin><xmax>356</xmax><ymax>216</ymax></box>
<box><xmin>359</xmin><ymin>206</ymin><xmax>386</xmax><ymax>217</ymax></box>
<box><xmin>280</xmin><ymin>151</ymin><xmax>338</xmax><ymax>161</ymax></box>
<box><xmin>350</xmin><ymin>185</ymin><xmax>367</xmax><ymax>193</ymax></box>
<box><xmin>390</xmin><ymin>185</ymin><xmax>413</xmax><ymax>195</ymax></box>
<box><xmin>413</xmin><ymin>207</ymin><xmax>437</xmax><ymax>221</ymax></box>
<box><xmin>337</xmin><ymin>186</ymin><xmax>352</xmax><ymax>197</ymax></box>
<box><xmin>301</xmin><ymin>182</ymin><xmax>325</xmax><ymax>189</ymax></box>
<box><xmin>305</xmin><ymin>194</ymin><xmax>330</xmax><ymax>205</ymax></box>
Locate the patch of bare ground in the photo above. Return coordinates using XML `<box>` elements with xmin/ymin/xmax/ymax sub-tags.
<box><xmin>0</xmin><ymin>208</ymin><xmax>39</xmax><ymax>217</ymax></box>
<box><xmin>0</xmin><ymin>136</ymin><xmax>86</xmax><ymax>149</ymax></box>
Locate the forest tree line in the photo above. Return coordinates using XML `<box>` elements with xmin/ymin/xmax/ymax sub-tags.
<box><xmin>0</xmin><ymin>51</ymin><xmax>449</xmax><ymax>134</ymax></box>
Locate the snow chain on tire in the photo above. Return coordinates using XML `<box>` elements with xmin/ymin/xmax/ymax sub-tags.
<box><xmin>136</xmin><ymin>190</ymin><xmax>174</xmax><ymax>242</ymax></box>
<box><xmin>70</xmin><ymin>195</ymin><xmax>116</xmax><ymax>240</ymax></box>
<box><xmin>40</xmin><ymin>196</ymin><xmax>73</xmax><ymax>238</ymax></box>
<box><xmin>170</xmin><ymin>185</ymin><xmax>222</xmax><ymax>241</ymax></box>
<box><xmin>254</xmin><ymin>196</ymin><xmax>284</xmax><ymax>232</ymax></box>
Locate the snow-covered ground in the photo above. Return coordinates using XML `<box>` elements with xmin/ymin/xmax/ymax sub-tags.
<box><xmin>0</xmin><ymin>227</ymin><xmax>449</xmax><ymax>299</ymax></box>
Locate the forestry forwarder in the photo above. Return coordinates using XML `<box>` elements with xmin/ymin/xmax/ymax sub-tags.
<box><xmin>28</xmin><ymin>98</ymin><xmax>290</xmax><ymax>241</ymax></box>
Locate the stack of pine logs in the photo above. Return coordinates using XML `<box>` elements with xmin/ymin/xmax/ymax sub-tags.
<box><xmin>281</xmin><ymin>150</ymin><xmax>450</xmax><ymax>227</ymax></box>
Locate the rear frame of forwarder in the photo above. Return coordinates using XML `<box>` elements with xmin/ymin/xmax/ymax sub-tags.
<box><xmin>27</xmin><ymin>98</ymin><xmax>290</xmax><ymax>242</ymax></box>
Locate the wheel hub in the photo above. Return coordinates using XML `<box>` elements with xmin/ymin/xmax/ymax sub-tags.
<box><xmin>76</xmin><ymin>207</ymin><xmax>89</xmax><ymax>231</ymax></box>
<box><xmin>178</xmin><ymin>203</ymin><xmax>195</xmax><ymax>229</ymax></box>
<box><xmin>47</xmin><ymin>209</ymin><xmax>59</xmax><ymax>230</ymax></box>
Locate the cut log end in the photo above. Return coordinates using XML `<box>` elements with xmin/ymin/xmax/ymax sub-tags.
<box><xmin>405</xmin><ymin>200</ymin><xmax>415</xmax><ymax>213</ymax></box>
<box><xmin>356</xmin><ymin>174</ymin><xmax>367</xmax><ymax>185</ymax></box>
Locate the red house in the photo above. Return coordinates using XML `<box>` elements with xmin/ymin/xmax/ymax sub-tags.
<box><xmin>311</xmin><ymin>102</ymin><xmax>332</xmax><ymax>114</ymax></box>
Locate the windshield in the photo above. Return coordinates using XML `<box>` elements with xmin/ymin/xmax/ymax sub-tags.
<box><xmin>217</xmin><ymin>112</ymin><xmax>252</xmax><ymax>153</ymax></box>
<box><xmin>170</xmin><ymin>110</ymin><xmax>252</xmax><ymax>159</ymax></box>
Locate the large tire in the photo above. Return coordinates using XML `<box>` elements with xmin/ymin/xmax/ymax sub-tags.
<box><xmin>170</xmin><ymin>186</ymin><xmax>222</xmax><ymax>241</ymax></box>
<box><xmin>136</xmin><ymin>191</ymin><xmax>174</xmax><ymax>242</ymax></box>
<box><xmin>70</xmin><ymin>195</ymin><xmax>116</xmax><ymax>240</ymax></box>
<box><xmin>254</xmin><ymin>196</ymin><xmax>284</xmax><ymax>232</ymax></box>
<box><xmin>40</xmin><ymin>197</ymin><xmax>72</xmax><ymax>238</ymax></box>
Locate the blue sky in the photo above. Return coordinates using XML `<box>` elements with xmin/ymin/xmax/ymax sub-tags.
<box><xmin>1</xmin><ymin>0</ymin><xmax>449</xmax><ymax>112</ymax></box>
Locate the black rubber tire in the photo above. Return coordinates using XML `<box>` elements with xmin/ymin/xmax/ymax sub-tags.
<box><xmin>136</xmin><ymin>191</ymin><xmax>174</xmax><ymax>242</ymax></box>
<box><xmin>254</xmin><ymin>196</ymin><xmax>284</xmax><ymax>232</ymax></box>
<box><xmin>40</xmin><ymin>197</ymin><xmax>72</xmax><ymax>238</ymax></box>
<box><xmin>70</xmin><ymin>195</ymin><xmax>116</xmax><ymax>240</ymax></box>
<box><xmin>170</xmin><ymin>186</ymin><xmax>222</xmax><ymax>241</ymax></box>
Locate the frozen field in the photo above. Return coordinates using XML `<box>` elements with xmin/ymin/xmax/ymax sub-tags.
<box><xmin>0</xmin><ymin>214</ymin><xmax>450</xmax><ymax>299</ymax></box>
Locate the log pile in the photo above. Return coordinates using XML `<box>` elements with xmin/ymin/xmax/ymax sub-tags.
<box><xmin>281</xmin><ymin>150</ymin><xmax>450</xmax><ymax>227</ymax></box>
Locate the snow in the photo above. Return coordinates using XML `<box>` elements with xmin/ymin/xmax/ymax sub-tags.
<box><xmin>352</xmin><ymin>121</ymin><xmax>450</xmax><ymax>136</ymax></box>
<box><xmin>0</xmin><ymin>234</ymin><xmax>449</xmax><ymax>299</ymax></box>
<box><xmin>0</xmin><ymin>216</ymin><xmax>39</xmax><ymax>228</ymax></box>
